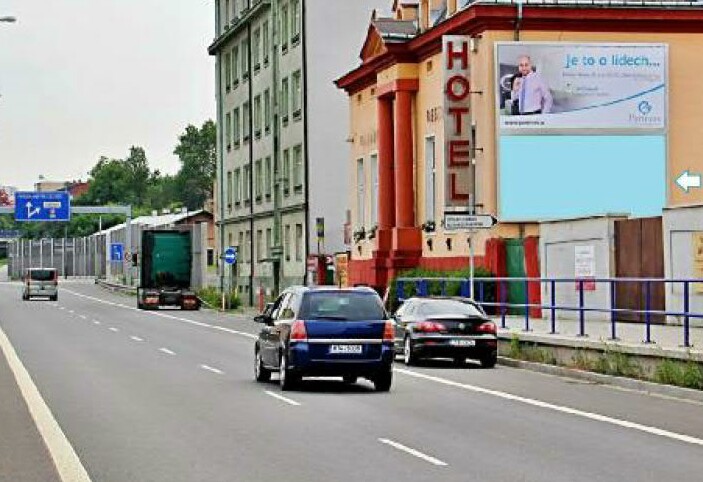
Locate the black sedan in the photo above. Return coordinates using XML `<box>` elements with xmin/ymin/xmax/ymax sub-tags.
<box><xmin>393</xmin><ymin>297</ymin><xmax>498</xmax><ymax>368</ymax></box>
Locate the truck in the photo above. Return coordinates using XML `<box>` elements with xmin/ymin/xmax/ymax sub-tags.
<box><xmin>137</xmin><ymin>229</ymin><xmax>200</xmax><ymax>310</ymax></box>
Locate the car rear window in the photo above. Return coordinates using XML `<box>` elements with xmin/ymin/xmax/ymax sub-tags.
<box><xmin>29</xmin><ymin>269</ymin><xmax>56</xmax><ymax>281</ymax></box>
<box><xmin>299</xmin><ymin>292</ymin><xmax>387</xmax><ymax>321</ymax></box>
<box><xmin>420</xmin><ymin>299</ymin><xmax>484</xmax><ymax>317</ymax></box>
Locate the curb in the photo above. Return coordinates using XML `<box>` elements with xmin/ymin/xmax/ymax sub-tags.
<box><xmin>498</xmin><ymin>356</ymin><xmax>703</xmax><ymax>404</ymax></box>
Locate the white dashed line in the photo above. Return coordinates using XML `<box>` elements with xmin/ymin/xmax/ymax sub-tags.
<box><xmin>200</xmin><ymin>364</ymin><xmax>224</xmax><ymax>375</ymax></box>
<box><xmin>68</xmin><ymin>310</ymin><xmax>74</xmax><ymax>314</ymax></box>
<box><xmin>378</xmin><ymin>438</ymin><xmax>448</xmax><ymax>467</ymax></box>
<box><xmin>78</xmin><ymin>315</ymin><xmax>87</xmax><ymax>320</ymax></box>
<box><xmin>93</xmin><ymin>320</ymin><xmax>101</xmax><ymax>325</ymax></box>
<box><xmin>130</xmin><ymin>336</ymin><xmax>144</xmax><ymax>342</ymax></box>
<box><xmin>264</xmin><ymin>390</ymin><xmax>301</xmax><ymax>406</ymax></box>
<box><xmin>159</xmin><ymin>348</ymin><xmax>176</xmax><ymax>356</ymax></box>
<box><xmin>108</xmin><ymin>327</ymin><xmax>119</xmax><ymax>333</ymax></box>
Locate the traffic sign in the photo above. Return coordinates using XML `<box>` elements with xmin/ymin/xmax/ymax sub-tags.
<box><xmin>224</xmin><ymin>247</ymin><xmax>238</xmax><ymax>265</ymax></box>
<box><xmin>110</xmin><ymin>243</ymin><xmax>124</xmax><ymax>262</ymax></box>
<box><xmin>14</xmin><ymin>191</ymin><xmax>71</xmax><ymax>222</ymax></box>
<box><xmin>444</xmin><ymin>213</ymin><xmax>498</xmax><ymax>231</ymax></box>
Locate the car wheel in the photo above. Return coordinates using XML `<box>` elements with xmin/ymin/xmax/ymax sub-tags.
<box><xmin>373</xmin><ymin>370</ymin><xmax>393</xmax><ymax>392</ymax></box>
<box><xmin>342</xmin><ymin>375</ymin><xmax>358</xmax><ymax>384</ymax></box>
<box><xmin>255</xmin><ymin>349</ymin><xmax>271</xmax><ymax>382</ymax></box>
<box><xmin>404</xmin><ymin>336</ymin><xmax>418</xmax><ymax>366</ymax></box>
<box><xmin>279</xmin><ymin>352</ymin><xmax>300</xmax><ymax>391</ymax></box>
<box><xmin>480</xmin><ymin>353</ymin><xmax>497</xmax><ymax>369</ymax></box>
<box><xmin>51</xmin><ymin>295</ymin><xmax>58</xmax><ymax>302</ymax></box>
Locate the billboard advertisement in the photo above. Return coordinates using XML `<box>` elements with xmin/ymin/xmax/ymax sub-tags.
<box><xmin>496</xmin><ymin>42</ymin><xmax>668</xmax><ymax>133</ymax></box>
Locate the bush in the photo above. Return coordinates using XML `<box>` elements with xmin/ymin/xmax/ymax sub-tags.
<box><xmin>197</xmin><ymin>286</ymin><xmax>241</xmax><ymax>310</ymax></box>
<box><xmin>655</xmin><ymin>359</ymin><xmax>703</xmax><ymax>389</ymax></box>
<box><xmin>387</xmin><ymin>266</ymin><xmax>495</xmax><ymax>313</ymax></box>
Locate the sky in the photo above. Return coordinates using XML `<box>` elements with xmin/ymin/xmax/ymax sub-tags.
<box><xmin>0</xmin><ymin>0</ymin><xmax>215</xmax><ymax>190</ymax></box>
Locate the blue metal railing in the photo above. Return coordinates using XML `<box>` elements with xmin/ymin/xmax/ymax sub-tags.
<box><xmin>395</xmin><ymin>277</ymin><xmax>703</xmax><ymax>348</ymax></box>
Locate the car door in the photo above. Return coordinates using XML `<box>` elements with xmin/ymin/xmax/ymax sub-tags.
<box><xmin>275</xmin><ymin>292</ymin><xmax>299</xmax><ymax>358</ymax></box>
<box><xmin>260</xmin><ymin>293</ymin><xmax>289</xmax><ymax>367</ymax></box>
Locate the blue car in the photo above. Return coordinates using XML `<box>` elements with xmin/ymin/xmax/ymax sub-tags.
<box><xmin>254</xmin><ymin>286</ymin><xmax>395</xmax><ymax>392</ymax></box>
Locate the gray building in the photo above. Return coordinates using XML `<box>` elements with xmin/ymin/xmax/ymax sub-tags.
<box><xmin>208</xmin><ymin>0</ymin><xmax>386</xmax><ymax>302</ymax></box>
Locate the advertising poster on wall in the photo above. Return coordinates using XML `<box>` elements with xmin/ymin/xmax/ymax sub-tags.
<box><xmin>495</xmin><ymin>42</ymin><xmax>668</xmax><ymax>133</ymax></box>
<box><xmin>575</xmin><ymin>245</ymin><xmax>596</xmax><ymax>291</ymax></box>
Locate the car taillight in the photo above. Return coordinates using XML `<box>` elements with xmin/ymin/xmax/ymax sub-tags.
<box><xmin>477</xmin><ymin>322</ymin><xmax>497</xmax><ymax>335</ymax></box>
<box><xmin>290</xmin><ymin>320</ymin><xmax>308</xmax><ymax>342</ymax></box>
<box><xmin>416</xmin><ymin>321</ymin><xmax>447</xmax><ymax>333</ymax></box>
<box><xmin>383</xmin><ymin>321</ymin><xmax>394</xmax><ymax>341</ymax></box>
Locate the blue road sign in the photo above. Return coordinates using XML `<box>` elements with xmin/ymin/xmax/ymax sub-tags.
<box><xmin>224</xmin><ymin>247</ymin><xmax>237</xmax><ymax>265</ymax></box>
<box><xmin>110</xmin><ymin>243</ymin><xmax>124</xmax><ymax>262</ymax></box>
<box><xmin>14</xmin><ymin>191</ymin><xmax>71</xmax><ymax>222</ymax></box>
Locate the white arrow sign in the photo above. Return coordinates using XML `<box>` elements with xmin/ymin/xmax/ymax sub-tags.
<box><xmin>25</xmin><ymin>201</ymin><xmax>40</xmax><ymax>219</ymax></box>
<box><xmin>676</xmin><ymin>170</ymin><xmax>702</xmax><ymax>193</ymax></box>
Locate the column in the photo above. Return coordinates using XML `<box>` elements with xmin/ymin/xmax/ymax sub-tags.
<box><xmin>377</xmin><ymin>96</ymin><xmax>395</xmax><ymax>230</ymax></box>
<box><xmin>394</xmin><ymin>89</ymin><xmax>414</xmax><ymax>228</ymax></box>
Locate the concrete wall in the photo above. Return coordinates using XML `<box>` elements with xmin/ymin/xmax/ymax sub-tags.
<box><xmin>540</xmin><ymin>215</ymin><xmax>625</xmax><ymax>321</ymax></box>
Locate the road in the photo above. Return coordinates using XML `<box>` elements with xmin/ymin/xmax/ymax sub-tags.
<box><xmin>1</xmin><ymin>281</ymin><xmax>702</xmax><ymax>482</ymax></box>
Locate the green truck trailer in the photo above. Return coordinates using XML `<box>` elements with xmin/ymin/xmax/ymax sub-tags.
<box><xmin>137</xmin><ymin>229</ymin><xmax>200</xmax><ymax>310</ymax></box>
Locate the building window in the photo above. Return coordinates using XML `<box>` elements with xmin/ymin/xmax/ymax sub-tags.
<box><xmin>283</xmin><ymin>149</ymin><xmax>291</xmax><ymax>196</ymax></box>
<box><xmin>295</xmin><ymin>224</ymin><xmax>303</xmax><ymax>262</ymax></box>
<box><xmin>370</xmin><ymin>153</ymin><xmax>378</xmax><ymax>226</ymax></box>
<box><xmin>238</xmin><ymin>232</ymin><xmax>244</xmax><ymax>263</ymax></box>
<box><xmin>241</xmin><ymin>40</ymin><xmax>249</xmax><ymax>79</ymax></box>
<box><xmin>254</xmin><ymin>95</ymin><xmax>262</xmax><ymax>138</ymax></box>
<box><xmin>224</xmin><ymin>52</ymin><xmax>232</xmax><ymax>91</ymax></box>
<box><xmin>245</xmin><ymin>230</ymin><xmax>251</xmax><ymax>264</ymax></box>
<box><xmin>264</xmin><ymin>89</ymin><xmax>271</xmax><ymax>134</ymax></box>
<box><xmin>233</xmin><ymin>107</ymin><xmax>240</xmax><ymax>147</ymax></box>
<box><xmin>253</xmin><ymin>28</ymin><xmax>261</xmax><ymax>72</ymax></box>
<box><xmin>293</xmin><ymin>144</ymin><xmax>303</xmax><ymax>190</ymax></box>
<box><xmin>425</xmin><ymin>137</ymin><xmax>436</xmax><ymax>223</ymax></box>
<box><xmin>226</xmin><ymin>171</ymin><xmax>232</xmax><ymax>210</ymax></box>
<box><xmin>281</xmin><ymin>77</ymin><xmax>289</xmax><ymax>124</ymax></box>
<box><xmin>281</xmin><ymin>3</ymin><xmax>289</xmax><ymax>52</ymax></box>
<box><xmin>225</xmin><ymin>112</ymin><xmax>232</xmax><ymax>150</ymax></box>
<box><xmin>243</xmin><ymin>164</ymin><xmax>251</xmax><ymax>202</ymax></box>
<box><xmin>291</xmin><ymin>0</ymin><xmax>301</xmax><ymax>45</ymax></box>
<box><xmin>232</xmin><ymin>46</ymin><xmax>239</xmax><ymax>85</ymax></box>
<box><xmin>257</xmin><ymin>230</ymin><xmax>263</xmax><ymax>262</ymax></box>
<box><xmin>356</xmin><ymin>158</ymin><xmax>365</xmax><ymax>228</ymax></box>
<box><xmin>262</xmin><ymin>20</ymin><xmax>270</xmax><ymax>65</ymax></box>
<box><xmin>234</xmin><ymin>168</ymin><xmax>241</xmax><ymax>204</ymax></box>
<box><xmin>255</xmin><ymin>159</ymin><xmax>263</xmax><ymax>201</ymax></box>
<box><xmin>284</xmin><ymin>224</ymin><xmax>291</xmax><ymax>261</ymax></box>
<box><xmin>292</xmin><ymin>70</ymin><xmax>301</xmax><ymax>120</ymax></box>
<box><xmin>266</xmin><ymin>228</ymin><xmax>272</xmax><ymax>257</ymax></box>
<box><xmin>265</xmin><ymin>156</ymin><xmax>272</xmax><ymax>199</ymax></box>
<box><xmin>243</xmin><ymin>102</ymin><xmax>250</xmax><ymax>141</ymax></box>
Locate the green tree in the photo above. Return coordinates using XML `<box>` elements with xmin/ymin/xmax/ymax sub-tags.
<box><xmin>174</xmin><ymin>120</ymin><xmax>216</xmax><ymax>210</ymax></box>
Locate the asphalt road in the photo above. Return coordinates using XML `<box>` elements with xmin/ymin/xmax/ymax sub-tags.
<box><xmin>1</xmin><ymin>281</ymin><xmax>702</xmax><ymax>482</ymax></box>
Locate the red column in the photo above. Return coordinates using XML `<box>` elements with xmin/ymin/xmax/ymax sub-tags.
<box><xmin>377</xmin><ymin>97</ymin><xmax>395</xmax><ymax>230</ymax></box>
<box><xmin>394</xmin><ymin>90</ymin><xmax>414</xmax><ymax>228</ymax></box>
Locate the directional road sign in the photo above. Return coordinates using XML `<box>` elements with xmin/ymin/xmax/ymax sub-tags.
<box><xmin>676</xmin><ymin>170</ymin><xmax>702</xmax><ymax>193</ymax></box>
<box><xmin>444</xmin><ymin>213</ymin><xmax>498</xmax><ymax>231</ymax></box>
<box><xmin>14</xmin><ymin>191</ymin><xmax>71</xmax><ymax>222</ymax></box>
<box><xmin>110</xmin><ymin>243</ymin><xmax>124</xmax><ymax>262</ymax></box>
<box><xmin>224</xmin><ymin>247</ymin><xmax>238</xmax><ymax>265</ymax></box>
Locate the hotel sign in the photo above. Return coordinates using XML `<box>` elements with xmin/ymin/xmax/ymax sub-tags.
<box><xmin>443</xmin><ymin>36</ymin><xmax>473</xmax><ymax>209</ymax></box>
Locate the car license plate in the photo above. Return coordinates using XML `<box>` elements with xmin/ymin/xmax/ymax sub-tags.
<box><xmin>329</xmin><ymin>344</ymin><xmax>363</xmax><ymax>354</ymax></box>
<box><xmin>450</xmin><ymin>339</ymin><xmax>475</xmax><ymax>347</ymax></box>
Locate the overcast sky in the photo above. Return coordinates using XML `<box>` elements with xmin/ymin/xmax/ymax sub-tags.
<box><xmin>0</xmin><ymin>0</ymin><xmax>215</xmax><ymax>190</ymax></box>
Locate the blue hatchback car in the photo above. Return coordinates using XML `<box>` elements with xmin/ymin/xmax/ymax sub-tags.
<box><xmin>254</xmin><ymin>286</ymin><xmax>395</xmax><ymax>392</ymax></box>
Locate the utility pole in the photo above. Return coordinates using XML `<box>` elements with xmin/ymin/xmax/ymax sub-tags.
<box><xmin>271</xmin><ymin>0</ymin><xmax>282</xmax><ymax>297</ymax></box>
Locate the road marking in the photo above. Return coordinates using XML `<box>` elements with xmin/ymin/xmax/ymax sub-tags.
<box><xmin>394</xmin><ymin>368</ymin><xmax>703</xmax><ymax>448</ymax></box>
<box><xmin>130</xmin><ymin>336</ymin><xmax>144</xmax><ymax>342</ymax></box>
<box><xmin>159</xmin><ymin>348</ymin><xmax>176</xmax><ymax>356</ymax></box>
<box><xmin>78</xmin><ymin>315</ymin><xmax>87</xmax><ymax>320</ymax></box>
<box><xmin>378</xmin><ymin>438</ymin><xmax>448</xmax><ymax>467</ymax></box>
<box><xmin>108</xmin><ymin>327</ymin><xmax>119</xmax><ymax>333</ymax></box>
<box><xmin>92</xmin><ymin>320</ymin><xmax>101</xmax><ymax>325</ymax></box>
<box><xmin>200</xmin><ymin>364</ymin><xmax>224</xmax><ymax>375</ymax></box>
<box><xmin>68</xmin><ymin>310</ymin><xmax>74</xmax><ymax>314</ymax></box>
<box><xmin>59</xmin><ymin>306</ymin><xmax>65</xmax><ymax>310</ymax></box>
<box><xmin>0</xmin><ymin>326</ymin><xmax>93</xmax><ymax>482</ymax></box>
<box><xmin>264</xmin><ymin>390</ymin><xmax>301</xmax><ymax>406</ymax></box>
<box><xmin>211</xmin><ymin>324</ymin><xmax>258</xmax><ymax>339</ymax></box>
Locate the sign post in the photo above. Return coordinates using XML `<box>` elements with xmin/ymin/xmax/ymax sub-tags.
<box><xmin>223</xmin><ymin>247</ymin><xmax>238</xmax><ymax>310</ymax></box>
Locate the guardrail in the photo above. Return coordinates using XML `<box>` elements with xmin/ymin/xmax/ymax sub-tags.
<box><xmin>396</xmin><ymin>277</ymin><xmax>703</xmax><ymax>348</ymax></box>
<box><xmin>96</xmin><ymin>278</ymin><xmax>137</xmax><ymax>295</ymax></box>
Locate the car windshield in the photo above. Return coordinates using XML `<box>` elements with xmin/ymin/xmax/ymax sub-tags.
<box><xmin>28</xmin><ymin>270</ymin><xmax>55</xmax><ymax>282</ymax></box>
<box><xmin>420</xmin><ymin>299</ymin><xmax>484</xmax><ymax>317</ymax></box>
<box><xmin>299</xmin><ymin>292</ymin><xmax>387</xmax><ymax>321</ymax></box>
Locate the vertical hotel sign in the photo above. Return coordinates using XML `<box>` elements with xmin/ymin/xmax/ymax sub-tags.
<box><xmin>443</xmin><ymin>36</ymin><xmax>472</xmax><ymax>209</ymax></box>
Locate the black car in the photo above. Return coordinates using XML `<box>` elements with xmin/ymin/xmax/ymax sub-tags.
<box><xmin>393</xmin><ymin>297</ymin><xmax>498</xmax><ymax>368</ymax></box>
<box><xmin>254</xmin><ymin>286</ymin><xmax>395</xmax><ymax>391</ymax></box>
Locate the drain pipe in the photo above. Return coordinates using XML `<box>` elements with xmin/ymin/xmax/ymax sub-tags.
<box><xmin>514</xmin><ymin>0</ymin><xmax>523</xmax><ymax>41</ymax></box>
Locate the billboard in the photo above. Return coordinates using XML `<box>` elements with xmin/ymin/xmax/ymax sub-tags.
<box><xmin>496</xmin><ymin>42</ymin><xmax>668</xmax><ymax>133</ymax></box>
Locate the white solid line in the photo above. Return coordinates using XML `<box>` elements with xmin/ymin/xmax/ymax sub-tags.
<box><xmin>130</xmin><ymin>336</ymin><xmax>144</xmax><ymax>342</ymax></box>
<box><xmin>0</xmin><ymin>326</ymin><xmax>93</xmax><ymax>482</ymax></box>
<box><xmin>108</xmin><ymin>327</ymin><xmax>119</xmax><ymax>333</ymax></box>
<box><xmin>378</xmin><ymin>438</ymin><xmax>448</xmax><ymax>467</ymax></box>
<box><xmin>211</xmin><ymin>324</ymin><xmax>258</xmax><ymax>339</ymax></box>
<box><xmin>264</xmin><ymin>390</ymin><xmax>301</xmax><ymax>406</ymax></box>
<box><xmin>78</xmin><ymin>315</ymin><xmax>87</xmax><ymax>320</ymax></box>
<box><xmin>394</xmin><ymin>368</ymin><xmax>703</xmax><ymax>448</ymax></box>
<box><xmin>159</xmin><ymin>348</ymin><xmax>176</xmax><ymax>356</ymax></box>
<box><xmin>200</xmin><ymin>364</ymin><xmax>224</xmax><ymax>375</ymax></box>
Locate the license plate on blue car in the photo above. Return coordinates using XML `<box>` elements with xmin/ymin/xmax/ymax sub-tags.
<box><xmin>329</xmin><ymin>344</ymin><xmax>362</xmax><ymax>354</ymax></box>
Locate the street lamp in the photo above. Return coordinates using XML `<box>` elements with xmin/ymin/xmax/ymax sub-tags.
<box><xmin>0</xmin><ymin>16</ymin><xmax>17</xmax><ymax>23</ymax></box>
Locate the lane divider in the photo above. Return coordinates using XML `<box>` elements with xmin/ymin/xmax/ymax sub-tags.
<box><xmin>158</xmin><ymin>348</ymin><xmax>176</xmax><ymax>356</ymax></box>
<box><xmin>200</xmin><ymin>364</ymin><xmax>224</xmax><ymax>375</ymax></box>
<box><xmin>130</xmin><ymin>336</ymin><xmax>144</xmax><ymax>343</ymax></box>
<box><xmin>378</xmin><ymin>438</ymin><xmax>448</xmax><ymax>467</ymax></box>
<box><xmin>264</xmin><ymin>390</ymin><xmax>301</xmax><ymax>407</ymax></box>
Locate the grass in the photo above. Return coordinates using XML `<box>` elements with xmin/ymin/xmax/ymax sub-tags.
<box><xmin>197</xmin><ymin>286</ymin><xmax>242</xmax><ymax>311</ymax></box>
<box><xmin>655</xmin><ymin>359</ymin><xmax>703</xmax><ymax>390</ymax></box>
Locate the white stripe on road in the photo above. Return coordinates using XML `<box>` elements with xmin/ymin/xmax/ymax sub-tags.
<box><xmin>108</xmin><ymin>327</ymin><xmax>119</xmax><ymax>333</ymax></box>
<box><xmin>264</xmin><ymin>390</ymin><xmax>301</xmax><ymax>406</ymax></box>
<box><xmin>59</xmin><ymin>306</ymin><xmax>65</xmax><ymax>310</ymax></box>
<box><xmin>68</xmin><ymin>310</ymin><xmax>74</xmax><ymax>314</ymax></box>
<box><xmin>159</xmin><ymin>348</ymin><xmax>176</xmax><ymax>356</ymax></box>
<box><xmin>130</xmin><ymin>336</ymin><xmax>144</xmax><ymax>342</ymax></box>
<box><xmin>211</xmin><ymin>324</ymin><xmax>258</xmax><ymax>339</ymax></box>
<box><xmin>92</xmin><ymin>320</ymin><xmax>101</xmax><ymax>325</ymax></box>
<box><xmin>78</xmin><ymin>315</ymin><xmax>87</xmax><ymax>320</ymax></box>
<box><xmin>378</xmin><ymin>438</ymin><xmax>448</xmax><ymax>467</ymax></box>
<box><xmin>0</xmin><ymin>326</ymin><xmax>93</xmax><ymax>482</ymax></box>
<box><xmin>394</xmin><ymin>368</ymin><xmax>703</xmax><ymax>448</ymax></box>
<box><xmin>200</xmin><ymin>364</ymin><xmax>224</xmax><ymax>375</ymax></box>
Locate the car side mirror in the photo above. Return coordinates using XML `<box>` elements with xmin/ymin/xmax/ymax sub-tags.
<box><xmin>254</xmin><ymin>314</ymin><xmax>273</xmax><ymax>325</ymax></box>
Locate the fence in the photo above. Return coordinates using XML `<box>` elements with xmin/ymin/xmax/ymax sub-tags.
<box><xmin>7</xmin><ymin>237</ymin><xmax>106</xmax><ymax>279</ymax></box>
<box><xmin>396</xmin><ymin>277</ymin><xmax>703</xmax><ymax>348</ymax></box>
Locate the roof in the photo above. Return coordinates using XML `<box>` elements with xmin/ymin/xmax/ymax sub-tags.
<box><xmin>91</xmin><ymin>210</ymin><xmax>210</xmax><ymax>236</ymax></box>
<box><xmin>372</xmin><ymin>18</ymin><xmax>418</xmax><ymax>41</ymax></box>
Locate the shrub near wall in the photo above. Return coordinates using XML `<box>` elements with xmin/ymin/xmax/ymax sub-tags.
<box><xmin>388</xmin><ymin>267</ymin><xmax>495</xmax><ymax>314</ymax></box>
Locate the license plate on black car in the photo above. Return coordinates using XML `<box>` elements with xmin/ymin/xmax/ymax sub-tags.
<box><xmin>329</xmin><ymin>345</ymin><xmax>362</xmax><ymax>354</ymax></box>
<box><xmin>450</xmin><ymin>339</ymin><xmax>475</xmax><ymax>347</ymax></box>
